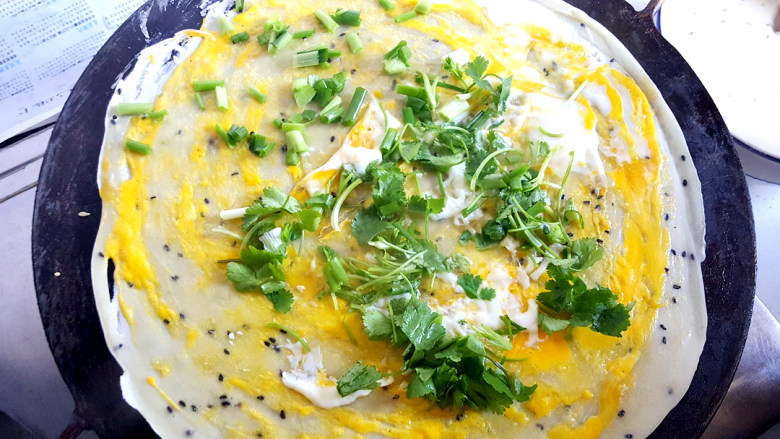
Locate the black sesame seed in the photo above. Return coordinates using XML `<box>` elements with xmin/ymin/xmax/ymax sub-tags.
<box><xmin>269</xmin><ymin>337</ymin><xmax>277</xmax><ymax>343</ymax></box>
<box><xmin>673</xmin><ymin>284</ymin><xmax>681</xmax><ymax>290</ymax></box>
<box><xmin>618</xmin><ymin>409</ymin><xmax>626</xmax><ymax>417</ymax></box>
<box><xmin>179</xmin><ymin>313</ymin><xmax>185</xmax><ymax>319</ymax></box>
<box><xmin>392</xmin><ymin>394</ymin><xmax>400</xmax><ymax>400</ymax></box>
<box><xmin>177</xmin><ymin>252</ymin><xmax>183</xmax><ymax>258</ymax></box>
<box><xmin>662</xmin><ymin>336</ymin><xmax>667</xmax><ymax>344</ymax></box>
<box><xmin>455</xmin><ymin>413</ymin><xmax>464</xmax><ymax>421</ymax></box>
<box><xmin>671</xmin><ymin>249</ymin><xmax>677</xmax><ymax>256</ymax></box>
<box><xmin>625</xmin><ymin>435</ymin><xmax>633</xmax><ymax>439</ymax></box>
<box><xmin>339</xmin><ymin>32</ymin><xmax>346</xmax><ymax>37</ymax></box>
<box><xmin>595</xmin><ymin>204</ymin><xmax>602</xmax><ymax>210</ymax></box>
<box><xmin>596</xmin><ymin>239</ymin><xmax>604</xmax><ymax>244</ymax></box>
<box><xmin>163</xmin><ymin>319</ymin><xmax>170</xmax><ymax>325</ymax></box>
<box><xmin>280</xmin><ymin>410</ymin><xmax>286</xmax><ymax>419</ymax></box>
<box><xmin>98</xmin><ymin>252</ymin><xmax>104</xmax><ymax>257</ymax></box>
<box><xmin>224</xmin><ymin>349</ymin><xmax>230</xmax><ymax>355</ymax></box>
<box><xmin>220</xmin><ymin>394</ymin><xmax>227</xmax><ymax>400</ymax></box>
<box><xmin>664</xmin><ymin>267</ymin><xmax>670</xmax><ymax>272</ymax></box>
<box><xmin>681</xmin><ymin>155</ymin><xmax>686</xmax><ymax>161</ymax></box>
<box><xmin>167</xmin><ymin>406</ymin><xmax>173</xmax><ymax>413</ymax></box>
<box><xmin>584</xmin><ymin>200</ymin><xmax>591</xmax><ymax>205</ymax></box>
<box><xmin>682</xmin><ymin>179</ymin><xmax>688</xmax><ymax>186</ymax></box>
<box><xmin>664</xmin><ymin>214</ymin><xmax>669</xmax><ymax>221</ymax></box>
<box><xmin>171</xmin><ymin>275</ymin><xmax>179</xmax><ymax>281</ymax></box>
<box><xmin>690</xmin><ymin>253</ymin><xmax>695</xmax><ymax>260</ymax></box>
<box><xmin>672</xmin><ymin>297</ymin><xmax>677</xmax><ymax>304</ymax></box>
<box><xmin>221</xmin><ymin>401</ymin><xmax>231</xmax><ymax>407</ymax></box>
<box><xmin>279</xmin><ymin>329</ymin><xmax>287</xmax><ymax>334</ymax></box>
<box><xmin>204</xmin><ymin>198</ymin><xmax>210</xmax><ymax>204</ymax></box>
<box><xmin>660</xmin><ymin>324</ymin><xmax>667</xmax><ymax>330</ymax></box>
<box><xmin>231</xmin><ymin>172</ymin><xmax>239</xmax><ymax>176</ymax></box>
<box><xmin>350</xmin><ymin>69</ymin><xmax>356</xmax><ymax>74</ymax></box>
<box><xmin>432</xmin><ymin>38</ymin><xmax>440</xmax><ymax>42</ymax></box>
<box><xmin>178</xmin><ymin>400</ymin><xmax>186</xmax><ymax>407</ymax></box>
<box><xmin>186</xmin><ymin>430</ymin><xmax>193</xmax><ymax>436</ymax></box>
<box><xmin>330</xmin><ymin>136</ymin><xmax>336</xmax><ymax>142</ymax></box>
<box><xmin>536</xmin><ymin>424</ymin><xmax>545</xmax><ymax>430</ymax></box>
<box><xmin>605</xmin><ymin>230</ymin><xmax>610</xmax><ymax>234</ymax></box>
<box><xmin>218</xmin><ymin>374</ymin><xmax>224</xmax><ymax>382</ymax></box>
<box><xmin>208</xmin><ymin>329</ymin><xmax>215</xmax><ymax>335</ymax></box>
<box><xmin>191</xmin><ymin>405</ymin><xmax>198</xmax><ymax>412</ymax></box>
<box><xmin>668</xmin><ymin>388</ymin><xmax>673</xmax><ymax>395</ymax></box>
<box><xmin>163</xmin><ymin>244</ymin><xmax>170</xmax><ymax>251</ymax></box>
<box><xmin>567</xmin><ymin>232</ymin><xmax>574</xmax><ymax>237</ymax></box>
<box><xmin>264</xmin><ymin>341</ymin><xmax>271</xmax><ymax>347</ymax></box>
<box><xmin>257</xmin><ymin>395</ymin><xmax>265</xmax><ymax>400</ymax></box>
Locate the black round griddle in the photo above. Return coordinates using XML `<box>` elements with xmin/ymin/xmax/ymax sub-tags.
<box><xmin>32</xmin><ymin>1</ymin><xmax>756</xmax><ymax>438</ymax></box>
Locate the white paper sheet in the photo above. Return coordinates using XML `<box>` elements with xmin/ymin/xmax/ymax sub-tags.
<box><xmin>0</xmin><ymin>0</ymin><xmax>146</xmax><ymax>143</ymax></box>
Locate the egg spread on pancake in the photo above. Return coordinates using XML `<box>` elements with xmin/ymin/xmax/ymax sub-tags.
<box><xmin>91</xmin><ymin>0</ymin><xmax>708</xmax><ymax>438</ymax></box>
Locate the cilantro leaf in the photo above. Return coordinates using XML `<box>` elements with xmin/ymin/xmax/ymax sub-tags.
<box><xmin>538</xmin><ymin>313</ymin><xmax>570</xmax><ymax>335</ymax></box>
<box><xmin>351</xmin><ymin>207</ymin><xmax>390</xmax><ymax>245</ymax></box>
<box><xmin>400</xmin><ymin>298</ymin><xmax>446</xmax><ymax>350</ymax></box>
<box><xmin>260</xmin><ymin>185</ymin><xmax>301</xmax><ymax>213</ymax></box>
<box><xmin>265</xmin><ymin>288</ymin><xmax>294</xmax><ymax>313</ymax></box>
<box><xmin>362</xmin><ymin>309</ymin><xmax>393</xmax><ymax>340</ymax></box>
<box><xmin>226</xmin><ymin>262</ymin><xmax>262</xmax><ymax>291</ymax></box>
<box><xmin>408</xmin><ymin>195</ymin><xmax>445</xmax><ymax>215</ymax></box>
<box><xmin>337</xmin><ymin>361</ymin><xmax>383</xmax><ymax>396</ymax></box>
<box><xmin>456</xmin><ymin>274</ymin><xmax>496</xmax><ymax>300</ymax></box>
<box><xmin>537</xmin><ymin>265</ymin><xmax>632</xmax><ymax>337</ymax></box>
<box><xmin>297</xmin><ymin>208</ymin><xmax>322</xmax><ymax>232</ymax></box>
<box><xmin>370</xmin><ymin>163</ymin><xmax>408</xmax><ymax>218</ymax></box>
<box><xmin>459</xmin><ymin>230</ymin><xmax>474</xmax><ymax>245</ymax></box>
<box><xmin>465</xmin><ymin>56</ymin><xmax>490</xmax><ymax>90</ymax></box>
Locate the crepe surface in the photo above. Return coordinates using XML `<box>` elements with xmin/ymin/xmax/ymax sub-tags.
<box><xmin>91</xmin><ymin>1</ymin><xmax>707</xmax><ymax>438</ymax></box>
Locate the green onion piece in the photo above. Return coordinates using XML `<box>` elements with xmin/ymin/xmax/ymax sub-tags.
<box><xmin>396</xmin><ymin>84</ymin><xmax>424</xmax><ymax>98</ymax></box>
<box><xmin>248</xmin><ymin>134</ymin><xmax>275</xmax><ymax>157</ymax></box>
<box><xmin>414</xmin><ymin>0</ymin><xmax>433</xmax><ymax>14</ymax></box>
<box><xmin>439</xmin><ymin>99</ymin><xmax>470</xmax><ymax>122</ymax></box>
<box><xmin>294</xmin><ymin>85</ymin><xmax>316</xmax><ymax>107</ymax></box>
<box><xmin>394</xmin><ymin>10</ymin><xmax>417</xmax><ymax>23</ymax></box>
<box><xmin>332</xmin><ymin>9</ymin><xmax>361</xmax><ymax>26</ymax></box>
<box><xmin>265</xmin><ymin>323</ymin><xmax>310</xmax><ymax>353</ymax></box>
<box><xmin>215</xmin><ymin>123</ymin><xmax>233</xmax><ymax>147</ymax></box>
<box><xmin>320</xmin><ymin>106</ymin><xmax>344</xmax><ymax>124</ymax></box>
<box><xmin>227</xmin><ymin>124</ymin><xmax>249</xmax><ymax>144</ymax></box>
<box><xmin>378</xmin><ymin>128</ymin><xmax>397</xmax><ymax>153</ymax></box>
<box><xmin>319</xmin><ymin>61</ymin><xmax>331</xmax><ymax>69</ymax></box>
<box><xmin>235</xmin><ymin>0</ymin><xmax>244</xmax><ymax>12</ymax></box>
<box><xmin>321</xmin><ymin>95</ymin><xmax>343</xmax><ymax>113</ymax></box>
<box><xmin>281</xmin><ymin>122</ymin><xmax>306</xmax><ymax>133</ymax></box>
<box><xmin>383</xmin><ymin>59</ymin><xmax>407</xmax><ymax>75</ymax></box>
<box><xmin>248</xmin><ymin>86</ymin><xmax>267</xmax><ymax>103</ymax></box>
<box><xmin>314</xmin><ymin>9</ymin><xmax>338</xmax><ymax>33</ymax></box>
<box><xmin>125</xmin><ymin>139</ymin><xmax>151</xmax><ymax>155</ymax></box>
<box><xmin>379</xmin><ymin>0</ymin><xmax>394</xmax><ymax>10</ymax></box>
<box><xmin>273</xmin><ymin>118</ymin><xmax>284</xmax><ymax>128</ymax></box>
<box><xmin>327</xmin><ymin>49</ymin><xmax>342</xmax><ymax>58</ymax></box>
<box><xmin>116</xmin><ymin>103</ymin><xmax>154</xmax><ymax>115</ymax></box>
<box><xmin>270</xmin><ymin>30</ymin><xmax>292</xmax><ymax>54</ymax></box>
<box><xmin>194</xmin><ymin>93</ymin><xmax>205</xmax><ymax>110</ymax></box>
<box><xmin>342</xmin><ymin>87</ymin><xmax>367</xmax><ymax>127</ymax></box>
<box><xmin>346</xmin><ymin>32</ymin><xmax>364</xmax><ymax>54</ymax></box>
<box><xmin>193</xmin><ymin>79</ymin><xmax>224</xmax><ymax>91</ymax></box>
<box><xmin>286</xmin><ymin>130</ymin><xmax>308</xmax><ymax>153</ymax></box>
<box><xmin>293</xmin><ymin>50</ymin><xmax>324</xmax><ymax>68</ymax></box>
<box><xmin>230</xmin><ymin>31</ymin><xmax>250</xmax><ymax>44</ymax></box>
<box><xmin>402</xmin><ymin>106</ymin><xmax>415</xmax><ymax>124</ymax></box>
<box><xmin>215</xmin><ymin>85</ymin><xmax>229</xmax><ymax>111</ymax></box>
<box><xmin>286</xmin><ymin>148</ymin><xmax>299</xmax><ymax>165</ymax></box>
<box><xmin>217</xmin><ymin>15</ymin><xmax>235</xmax><ymax>35</ymax></box>
<box><xmin>289</xmin><ymin>113</ymin><xmax>304</xmax><ymax>123</ymax></box>
<box><xmin>293</xmin><ymin>29</ymin><xmax>315</xmax><ymax>39</ymax></box>
<box><xmin>147</xmin><ymin>109</ymin><xmax>168</xmax><ymax>122</ymax></box>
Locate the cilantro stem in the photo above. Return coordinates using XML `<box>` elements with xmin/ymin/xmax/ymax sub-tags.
<box><xmin>470</xmin><ymin>148</ymin><xmax>513</xmax><ymax>191</ymax></box>
<box><xmin>565</xmin><ymin>79</ymin><xmax>588</xmax><ymax>106</ymax></box>
<box><xmin>555</xmin><ymin>151</ymin><xmax>575</xmax><ymax>222</ymax></box>
<box><xmin>437</xmin><ymin>171</ymin><xmax>447</xmax><ymax>198</ymax></box>
<box><xmin>331</xmin><ymin>178</ymin><xmax>363</xmax><ymax>231</ymax></box>
<box><xmin>538</xmin><ymin>126</ymin><xmax>563</xmax><ymax>137</ymax></box>
<box><xmin>266</xmin><ymin>323</ymin><xmax>310</xmax><ymax>353</ymax></box>
<box><xmin>342</xmin><ymin>312</ymin><xmax>358</xmax><ymax>344</ymax></box>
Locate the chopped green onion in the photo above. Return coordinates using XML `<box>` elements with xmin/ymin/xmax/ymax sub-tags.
<box><xmin>147</xmin><ymin>109</ymin><xmax>168</xmax><ymax>122</ymax></box>
<box><xmin>293</xmin><ymin>49</ymin><xmax>326</xmax><ymax>68</ymax></box>
<box><xmin>125</xmin><ymin>139</ymin><xmax>151</xmax><ymax>155</ymax></box>
<box><xmin>328</xmin><ymin>49</ymin><xmax>343</xmax><ymax>58</ymax></box>
<box><xmin>265</xmin><ymin>323</ymin><xmax>310</xmax><ymax>353</ymax></box>
<box><xmin>248</xmin><ymin>134</ymin><xmax>275</xmax><ymax>157</ymax></box>
<box><xmin>346</xmin><ymin>32</ymin><xmax>364</xmax><ymax>54</ymax></box>
<box><xmin>286</xmin><ymin>148</ymin><xmax>299</xmax><ymax>165</ymax></box>
<box><xmin>332</xmin><ymin>9</ymin><xmax>361</xmax><ymax>26</ymax></box>
<box><xmin>301</xmin><ymin>109</ymin><xmax>316</xmax><ymax>121</ymax></box>
<box><xmin>379</xmin><ymin>0</ymin><xmax>394</xmax><ymax>10</ymax></box>
<box><xmin>439</xmin><ymin>99</ymin><xmax>470</xmax><ymax>121</ymax></box>
<box><xmin>394</xmin><ymin>10</ymin><xmax>417</xmax><ymax>23</ymax></box>
<box><xmin>281</xmin><ymin>122</ymin><xmax>306</xmax><ymax>133</ymax></box>
<box><xmin>379</xmin><ymin>128</ymin><xmax>397</xmax><ymax>153</ymax></box>
<box><xmin>215</xmin><ymin>85</ymin><xmax>229</xmax><ymax>111</ymax></box>
<box><xmin>319</xmin><ymin>96</ymin><xmax>343</xmax><ymax>121</ymax></box>
<box><xmin>314</xmin><ymin>9</ymin><xmax>338</xmax><ymax>33</ymax></box>
<box><xmin>270</xmin><ymin>30</ymin><xmax>292</xmax><ymax>54</ymax></box>
<box><xmin>294</xmin><ymin>85</ymin><xmax>316</xmax><ymax>107</ymax></box>
<box><xmin>293</xmin><ymin>29</ymin><xmax>315</xmax><ymax>39</ymax></box>
<box><xmin>227</xmin><ymin>124</ymin><xmax>248</xmax><ymax>144</ymax></box>
<box><xmin>383</xmin><ymin>59</ymin><xmax>407</xmax><ymax>75</ymax></box>
<box><xmin>194</xmin><ymin>93</ymin><xmax>205</xmax><ymax>110</ymax></box>
<box><xmin>402</xmin><ymin>106</ymin><xmax>415</xmax><ymax>124</ymax></box>
<box><xmin>342</xmin><ymin>87</ymin><xmax>367</xmax><ymax>127</ymax></box>
<box><xmin>248</xmin><ymin>86</ymin><xmax>267</xmax><ymax>103</ymax></box>
<box><xmin>193</xmin><ymin>79</ymin><xmax>224</xmax><ymax>92</ymax></box>
<box><xmin>273</xmin><ymin>118</ymin><xmax>284</xmax><ymax>128</ymax></box>
<box><xmin>230</xmin><ymin>31</ymin><xmax>250</xmax><ymax>44</ymax></box>
<box><xmin>235</xmin><ymin>0</ymin><xmax>244</xmax><ymax>12</ymax></box>
<box><xmin>116</xmin><ymin>103</ymin><xmax>154</xmax><ymax>115</ymax></box>
<box><xmin>321</xmin><ymin>106</ymin><xmax>344</xmax><ymax>124</ymax></box>
<box><xmin>217</xmin><ymin>15</ymin><xmax>235</xmax><ymax>35</ymax></box>
<box><xmin>215</xmin><ymin>123</ymin><xmax>232</xmax><ymax>147</ymax></box>
<box><xmin>396</xmin><ymin>84</ymin><xmax>425</xmax><ymax>98</ymax></box>
<box><xmin>414</xmin><ymin>0</ymin><xmax>433</xmax><ymax>14</ymax></box>
<box><xmin>286</xmin><ymin>130</ymin><xmax>308</xmax><ymax>153</ymax></box>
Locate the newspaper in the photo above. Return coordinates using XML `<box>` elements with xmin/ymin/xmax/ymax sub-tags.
<box><xmin>0</xmin><ymin>0</ymin><xmax>146</xmax><ymax>143</ymax></box>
